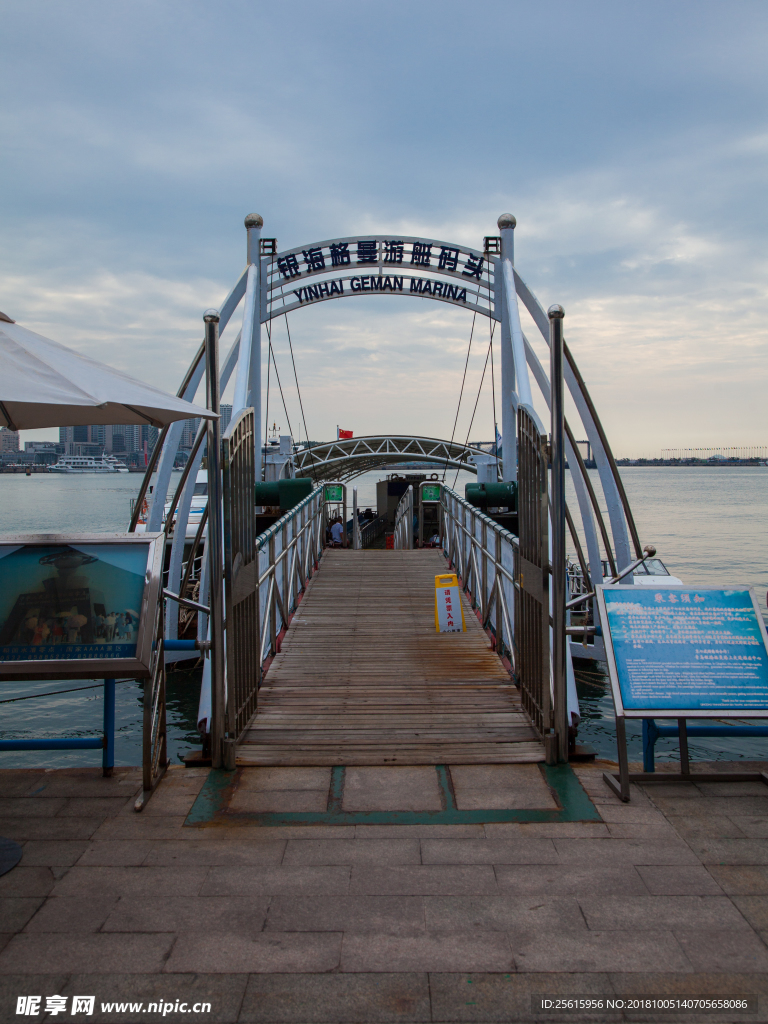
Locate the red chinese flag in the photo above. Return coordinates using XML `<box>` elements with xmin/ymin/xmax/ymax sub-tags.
<box><xmin>338</xmin><ymin>429</ymin><xmax>353</xmax><ymax>439</ymax></box>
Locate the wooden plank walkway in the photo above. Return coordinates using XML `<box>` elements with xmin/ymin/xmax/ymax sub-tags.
<box><xmin>237</xmin><ymin>549</ymin><xmax>545</xmax><ymax>765</ymax></box>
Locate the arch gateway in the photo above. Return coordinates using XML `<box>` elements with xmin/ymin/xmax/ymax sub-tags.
<box><xmin>131</xmin><ymin>213</ymin><xmax>642</xmax><ymax>695</ymax></box>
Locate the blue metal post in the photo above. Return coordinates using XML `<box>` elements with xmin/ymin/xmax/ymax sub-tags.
<box><xmin>642</xmin><ymin>719</ymin><xmax>658</xmax><ymax>772</ymax></box>
<box><xmin>103</xmin><ymin>678</ymin><xmax>115</xmax><ymax>777</ymax></box>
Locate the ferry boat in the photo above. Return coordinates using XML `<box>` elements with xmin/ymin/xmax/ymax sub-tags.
<box><xmin>49</xmin><ymin>454</ymin><xmax>129</xmax><ymax>474</ymax></box>
<box><xmin>134</xmin><ymin>470</ymin><xmax>207</xmax><ymax>539</ymax></box>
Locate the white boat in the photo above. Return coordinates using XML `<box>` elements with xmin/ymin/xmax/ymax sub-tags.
<box><xmin>50</xmin><ymin>454</ymin><xmax>129</xmax><ymax>474</ymax></box>
<box><xmin>134</xmin><ymin>470</ymin><xmax>207</xmax><ymax>540</ymax></box>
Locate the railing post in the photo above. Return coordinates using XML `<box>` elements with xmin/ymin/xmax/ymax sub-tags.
<box><xmin>549</xmin><ymin>304</ymin><xmax>568</xmax><ymax>763</ymax></box>
<box><xmin>102</xmin><ymin>678</ymin><xmax>115</xmax><ymax>777</ymax></box>
<box><xmin>269</xmin><ymin>533</ymin><xmax>277</xmax><ymax>655</ymax></box>
<box><xmin>353</xmin><ymin>487</ymin><xmax>359</xmax><ymax>549</ymax></box>
<box><xmin>204</xmin><ymin>308</ymin><xmax>227</xmax><ymax>770</ymax></box>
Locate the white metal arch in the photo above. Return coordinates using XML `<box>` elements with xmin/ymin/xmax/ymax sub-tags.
<box><xmin>293</xmin><ymin>435</ymin><xmax>488</xmax><ymax>484</ymax></box>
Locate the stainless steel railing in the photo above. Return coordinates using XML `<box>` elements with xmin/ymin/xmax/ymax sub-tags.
<box><xmin>393</xmin><ymin>485</ymin><xmax>414</xmax><ymax>549</ymax></box>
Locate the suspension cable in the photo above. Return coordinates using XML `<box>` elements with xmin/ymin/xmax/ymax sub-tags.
<box><xmin>263</xmin><ymin>319</ymin><xmax>272</xmax><ymax>470</ymax></box>
<box><xmin>441</xmin><ymin>309</ymin><xmax>477</xmax><ymax>482</ymax></box>
<box><xmin>489</xmin><ymin>307</ymin><xmax>499</xmax><ymax>481</ymax></box>
<box><xmin>453</xmin><ymin>324</ymin><xmax>496</xmax><ymax>489</ymax></box>
<box><xmin>268</xmin><ymin>337</ymin><xmax>295</xmax><ymax>439</ymax></box>
<box><xmin>282</xmin><ymin>309</ymin><xmax>319</xmax><ymax>484</ymax></box>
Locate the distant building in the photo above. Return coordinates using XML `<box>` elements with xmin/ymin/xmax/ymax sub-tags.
<box><xmin>180</xmin><ymin>418</ymin><xmax>201</xmax><ymax>450</ymax></box>
<box><xmin>220</xmin><ymin>404</ymin><xmax>232</xmax><ymax>433</ymax></box>
<box><xmin>0</xmin><ymin>427</ymin><xmax>20</xmax><ymax>453</ymax></box>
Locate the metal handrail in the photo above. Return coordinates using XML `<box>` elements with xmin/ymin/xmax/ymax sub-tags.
<box><xmin>393</xmin><ymin>485</ymin><xmax>414</xmax><ymax>549</ymax></box>
<box><xmin>360</xmin><ymin>514</ymin><xmax>387</xmax><ymax>548</ymax></box>
<box><xmin>254</xmin><ymin>485</ymin><xmax>325</xmax><ymax>671</ymax></box>
<box><xmin>441</xmin><ymin>486</ymin><xmax>518</xmax><ymax>667</ymax></box>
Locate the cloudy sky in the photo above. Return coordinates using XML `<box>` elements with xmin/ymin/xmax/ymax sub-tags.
<box><xmin>3</xmin><ymin>0</ymin><xmax>767</xmax><ymax>456</ymax></box>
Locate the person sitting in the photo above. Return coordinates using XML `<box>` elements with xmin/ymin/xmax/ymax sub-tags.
<box><xmin>429</xmin><ymin>531</ymin><xmax>440</xmax><ymax>547</ymax></box>
<box><xmin>330</xmin><ymin>518</ymin><xmax>344</xmax><ymax>547</ymax></box>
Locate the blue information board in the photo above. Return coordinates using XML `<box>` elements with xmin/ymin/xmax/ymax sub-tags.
<box><xmin>597</xmin><ymin>586</ymin><xmax>768</xmax><ymax>717</ymax></box>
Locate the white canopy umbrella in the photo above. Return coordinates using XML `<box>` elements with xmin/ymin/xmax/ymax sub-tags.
<box><xmin>0</xmin><ymin>313</ymin><xmax>215</xmax><ymax>429</ymax></box>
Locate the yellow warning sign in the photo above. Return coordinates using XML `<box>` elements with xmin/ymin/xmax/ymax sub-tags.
<box><xmin>434</xmin><ymin>573</ymin><xmax>466</xmax><ymax>633</ymax></box>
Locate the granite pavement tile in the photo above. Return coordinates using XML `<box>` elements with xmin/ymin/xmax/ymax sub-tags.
<box><xmin>0</xmin><ymin>974</ymin><xmax>70</xmax><ymax>1023</ymax></box>
<box><xmin>593</xmin><ymin>803</ymin><xmax>665</xmax><ymax>824</ymax></box>
<box><xmin>706</xmin><ymin>865</ymin><xmax>768</xmax><ymax>894</ymax></box>
<box><xmin>228</xmin><ymin>789</ymin><xmax>329</xmax><ymax>813</ymax></box>
<box><xmin>59</xmin><ymin>973</ymin><xmax>247</xmax><ymax>1024</ymax></box>
<box><xmin>649</xmin><ymin>795</ymin><xmax>768</xmax><ymax>816</ymax></box>
<box><xmin>672</xmin><ymin>928</ymin><xmax>768</xmax><ymax>972</ymax></box>
<box><xmin>265</xmin><ymin>895</ymin><xmax>425</xmax><ymax>935</ymax></box>
<box><xmin>0</xmin><ymin>817</ymin><xmax>104</xmax><ymax>842</ymax></box>
<box><xmin>201</xmin><ymin>865</ymin><xmax>350</xmax><ymax>896</ymax></box>
<box><xmin>282</xmin><ymin>839</ymin><xmax>420</xmax><ymax>866</ymax></box>
<box><xmin>51</xmin><ymin>865</ymin><xmax>209</xmax><ymax>897</ymax></box>
<box><xmin>21</xmin><ymin>772</ymin><xmax>139</xmax><ymax>799</ymax></box>
<box><xmin>0</xmin><ymin>866</ymin><xmax>55</xmax><ymax>897</ymax></box>
<box><xmin>732</xmin><ymin>895</ymin><xmax>768</xmax><ymax>930</ymax></box>
<box><xmin>58</xmin><ymin>797</ymin><xmax>133</xmax><ymax>817</ymax></box>
<box><xmin>0</xmin><ymin>935</ymin><xmax>10</xmax><ymax>956</ymax></box>
<box><xmin>428</xmin><ymin>972</ymin><xmax>621</xmax><ymax>1024</ymax></box>
<box><xmin>552</xmin><ymin>838</ymin><xmax>697</xmax><ymax>865</ymax></box>
<box><xmin>449</xmin><ymin>764</ymin><xmax>557</xmax><ymax>810</ymax></box>
<box><xmin>509</xmin><ymin>928</ymin><xmax>692</xmax><ymax>973</ymax></box>
<box><xmin>354</xmin><ymin>824</ymin><xmax>484</xmax><ymax>839</ymax></box>
<box><xmin>342</xmin><ymin>767</ymin><xmax>442</xmax><ymax>812</ymax></box>
<box><xmin>77</xmin><ymin>840</ymin><xmax>155</xmax><ymax>865</ymax></box>
<box><xmin>664</xmin><ymin>813</ymin><xmax>749</xmax><ymax>838</ymax></box>
<box><xmin>349</xmin><ymin>865</ymin><xmax>497</xmax><ymax>895</ymax></box>
<box><xmin>483</xmin><ymin>821</ymin><xmax>610</xmax><ymax>838</ymax></box>
<box><xmin>0</xmin><ymin>932</ymin><xmax>175</xmax><ymax>973</ymax></box>
<box><xmin>24</xmin><ymin>895</ymin><xmax>118</xmax><ymax>932</ymax></box>
<box><xmin>578</xmin><ymin>894</ymin><xmax>752</xmax><ymax>930</ymax></box>
<box><xmin>90</xmin><ymin>815</ymin><xmax>188</xmax><ymax>840</ymax></box>
<box><xmin>210</xmin><ymin>825</ymin><xmax>356</xmax><ymax>840</ymax></box>
<box><xmin>234</xmin><ymin>766</ymin><xmax>331</xmax><ymax>792</ymax></box>
<box><xmin>681</xmin><ymin>838</ymin><xmax>768</xmax><ymax>864</ymax></box>
<box><xmin>494</xmin><ymin>864</ymin><xmax>647</xmax><ymax>896</ymax></box>
<box><xmin>341</xmin><ymin>931</ymin><xmax>514</xmax><ymax>972</ymax></box>
<box><xmin>604</xmin><ymin>823</ymin><xmax>683</xmax><ymax>839</ymax></box>
<box><xmin>635</xmin><ymin>865</ymin><xmax>724</xmax><ymax>895</ymax></box>
<box><xmin>238</xmin><ymin>972</ymin><xmax>431</xmax><ymax>1023</ymax></box>
<box><xmin>0</xmin><ymin>798</ymin><xmax>67</xmax><ymax>817</ymax></box>
<box><xmin>0</xmin><ymin>771</ymin><xmax>55</xmax><ymax>797</ymax></box>
<box><xmin>609</xmin><ymin>971</ymin><xmax>768</xmax><ymax>1017</ymax></box>
<box><xmin>18</xmin><ymin>840</ymin><xmax>88</xmax><ymax>866</ymax></box>
<box><xmin>164</xmin><ymin>931</ymin><xmax>342</xmax><ymax>973</ymax></box>
<box><xmin>0</xmin><ymin>897</ymin><xmax>44</xmax><ymax>932</ymax></box>
<box><xmin>424</xmin><ymin>895</ymin><xmax>586</xmax><ymax>933</ymax></box>
<box><xmin>103</xmin><ymin>895</ymin><xmax>270</xmax><ymax>935</ymax></box>
<box><xmin>143</xmin><ymin>839</ymin><xmax>286</xmax><ymax>866</ymax></box>
<box><xmin>421</xmin><ymin>838</ymin><xmax>559</xmax><ymax>865</ymax></box>
<box><xmin>730</xmin><ymin>816</ymin><xmax>768</xmax><ymax>838</ymax></box>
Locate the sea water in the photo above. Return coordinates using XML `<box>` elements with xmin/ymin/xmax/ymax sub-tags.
<box><xmin>0</xmin><ymin>467</ymin><xmax>766</xmax><ymax>766</ymax></box>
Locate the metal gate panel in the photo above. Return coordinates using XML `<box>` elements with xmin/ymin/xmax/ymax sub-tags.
<box><xmin>223</xmin><ymin>408</ymin><xmax>258</xmax><ymax>739</ymax></box>
<box><xmin>515</xmin><ymin>405</ymin><xmax>551</xmax><ymax>738</ymax></box>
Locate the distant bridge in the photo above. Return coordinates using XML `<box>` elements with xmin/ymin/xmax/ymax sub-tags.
<box><xmin>292</xmin><ymin>435</ymin><xmax>495</xmax><ymax>483</ymax></box>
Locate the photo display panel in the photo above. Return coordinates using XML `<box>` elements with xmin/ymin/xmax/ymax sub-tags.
<box><xmin>0</xmin><ymin>536</ymin><xmax>162</xmax><ymax>679</ymax></box>
<box><xmin>597</xmin><ymin>586</ymin><xmax>768</xmax><ymax>717</ymax></box>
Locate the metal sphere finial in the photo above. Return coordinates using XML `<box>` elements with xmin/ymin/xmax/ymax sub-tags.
<box><xmin>203</xmin><ymin>308</ymin><xmax>220</xmax><ymax>323</ymax></box>
<box><xmin>244</xmin><ymin>213</ymin><xmax>264</xmax><ymax>229</ymax></box>
<box><xmin>548</xmin><ymin>304</ymin><xmax>565</xmax><ymax>320</ymax></box>
<box><xmin>497</xmin><ymin>213</ymin><xmax>516</xmax><ymax>230</ymax></box>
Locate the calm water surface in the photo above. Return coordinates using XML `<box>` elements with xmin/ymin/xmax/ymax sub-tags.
<box><xmin>0</xmin><ymin>467</ymin><xmax>766</xmax><ymax>766</ymax></box>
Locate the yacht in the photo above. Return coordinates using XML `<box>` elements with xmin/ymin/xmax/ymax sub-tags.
<box><xmin>50</xmin><ymin>454</ymin><xmax>129</xmax><ymax>474</ymax></box>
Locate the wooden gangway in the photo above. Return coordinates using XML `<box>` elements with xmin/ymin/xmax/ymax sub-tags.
<box><xmin>237</xmin><ymin>550</ymin><xmax>544</xmax><ymax>765</ymax></box>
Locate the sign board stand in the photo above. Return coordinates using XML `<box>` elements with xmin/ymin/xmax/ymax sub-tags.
<box><xmin>0</xmin><ymin>534</ymin><xmax>164</xmax><ymax>785</ymax></box>
<box><xmin>596</xmin><ymin>585</ymin><xmax>768</xmax><ymax>802</ymax></box>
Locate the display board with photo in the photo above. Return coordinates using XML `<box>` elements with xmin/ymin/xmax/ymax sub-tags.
<box><xmin>0</xmin><ymin>542</ymin><xmax>150</xmax><ymax>665</ymax></box>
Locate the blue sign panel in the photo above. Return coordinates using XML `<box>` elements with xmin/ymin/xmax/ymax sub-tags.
<box><xmin>0</xmin><ymin>544</ymin><xmax>147</xmax><ymax>664</ymax></box>
<box><xmin>598</xmin><ymin>587</ymin><xmax>768</xmax><ymax>714</ymax></box>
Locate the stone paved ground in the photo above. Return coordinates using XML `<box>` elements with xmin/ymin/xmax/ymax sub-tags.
<box><xmin>1</xmin><ymin>762</ymin><xmax>767</xmax><ymax>1023</ymax></box>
